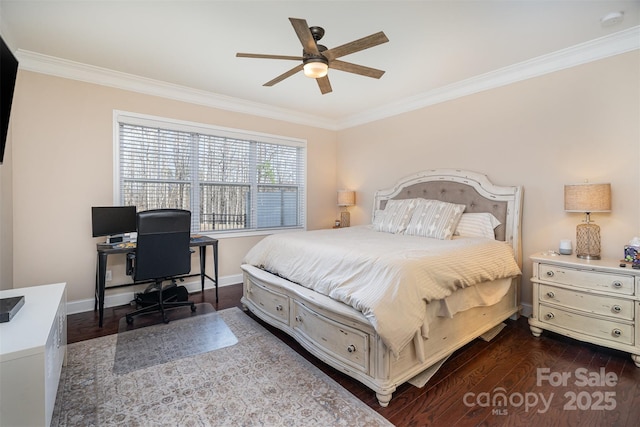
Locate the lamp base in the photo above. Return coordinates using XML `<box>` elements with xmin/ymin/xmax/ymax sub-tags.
<box><xmin>577</xmin><ymin>255</ymin><xmax>601</xmax><ymax>260</ymax></box>
<box><xmin>340</xmin><ymin>211</ymin><xmax>350</xmax><ymax>228</ymax></box>
<box><xmin>575</xmin><ymin>222</ymin><xmax>601</xmax><ymax>260</ymax></box>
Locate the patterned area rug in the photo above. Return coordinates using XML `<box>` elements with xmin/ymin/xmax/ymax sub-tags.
<box><xmin>52</xmin><ymin>307</ymin><xmax>392</xmax><ymax>426</ymax></box>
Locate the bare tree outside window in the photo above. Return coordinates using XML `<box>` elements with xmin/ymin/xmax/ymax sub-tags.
<box><xmin>118</xmin><ymin>119</ymin><xmax>305</xmax><ymax>233</ymax></box>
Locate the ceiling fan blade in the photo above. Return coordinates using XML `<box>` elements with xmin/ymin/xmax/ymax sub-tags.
<box><xmin>316</xmin><ymin>76</ymin><xmax>332</xmax><ymax>94</ymax></box>
<box><xmin>263</xmin><ymin>64</ymin><xmax>304</xmax><ymax>87</ymax></box>
<box><xmin>323</xmin><ymin>31</ymin><xmax>389</xmax><ymax>60</ymax></box>
<box><xmin>236</xmin><ymin>53</ymin><xmax>303</xmax><ymax>61</ymax></box>
<box><xmin>289</xmin><ymin>17</ymin><xmax>320</xmax><ymax>55</ymax></box>
<box><xmin>329</xmin><ymin>60</ymin><xmax>385</xmax><ymax>79</ymax></box>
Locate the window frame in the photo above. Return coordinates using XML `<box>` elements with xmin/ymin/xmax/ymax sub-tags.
<box><xmin>113</xmin><ymin>110</ymin><xmax>307</xmax><ymax>238</ymax></box>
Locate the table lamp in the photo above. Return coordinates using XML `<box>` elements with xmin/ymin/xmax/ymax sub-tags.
<box><xmin>564</xmin><ymin>183</ymin><xmax>611</xmax><ymax>260</ymax></box>
<box><xmin>337</xmin><ymin>190</ymin><xmax>356</xmax><ymax>227</ymax></box>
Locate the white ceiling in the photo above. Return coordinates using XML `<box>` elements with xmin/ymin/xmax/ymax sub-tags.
<box><xmin>1</xmin><ymin>1</ymin><xmax>638</xmax><ymax>128</ymax></box>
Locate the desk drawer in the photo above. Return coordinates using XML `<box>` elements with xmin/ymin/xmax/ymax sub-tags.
<box><xmin>539</xmin><ymin>284</ymin><xmax>634</xmax><ymax>321</ymax></box>
<box><xmin>538</xmin><ymin>264</ymin><xmax>634</xmax><ymax>295</ymax></box>
<box><xmin>539</xmin><ymin>303</ymin><xmax>634</xmax><ymax>346</ymax></box>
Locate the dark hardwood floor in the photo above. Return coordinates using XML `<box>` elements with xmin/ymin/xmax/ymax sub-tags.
<box><xmin>68</xmin><ymin>284</ymin><xmax>640</xmax><ymax>426</ymax></box>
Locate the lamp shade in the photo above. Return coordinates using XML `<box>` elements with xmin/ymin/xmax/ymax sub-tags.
<box><xmin>564</xmin><ymin>183</ymin><xmax>611</xmax><ymax>212</ymax></box>
<box><xmin>337</xmin><ymin>190</ymin><xmax>355</xmax><ymax>207</ymax></box>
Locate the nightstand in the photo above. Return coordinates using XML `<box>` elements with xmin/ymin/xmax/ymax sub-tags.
<box><xmin>529</xmin><ymin>252</ymin><xmax>640</xmax><ymax>367</ymax></box>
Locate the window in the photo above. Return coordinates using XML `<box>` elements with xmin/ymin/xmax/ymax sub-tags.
<box><xmin>114</xmin><ymin>111</ymin><xmax>306</xmax><ymax>235</ymax></box>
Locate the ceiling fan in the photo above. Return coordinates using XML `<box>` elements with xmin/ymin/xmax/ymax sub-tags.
<box><xmin>236</xmin><ymin>17</ymin><xmax>389</xmax><ymax>95</ymax></box>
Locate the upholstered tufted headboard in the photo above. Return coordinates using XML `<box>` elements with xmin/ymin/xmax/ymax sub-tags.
<box><xmin>374</xmin><ymin>169</ymin><xmax>523</xmax><ymax>266</ymax></box>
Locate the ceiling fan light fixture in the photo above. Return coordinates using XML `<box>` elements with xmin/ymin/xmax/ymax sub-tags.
<box><xmin>236</xmin><ymin>18</ymin><xmax>388</xmax><ymax>93</ymax></box>
<box><xmin>303</xmin><ymin>58</ymin><xmax>328</xmax><ymax>79</ymax></box>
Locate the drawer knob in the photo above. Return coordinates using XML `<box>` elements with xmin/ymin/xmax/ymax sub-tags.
<box><xmin>612</xmin><ymin>329</ymin><xmax>622</xmax><ymax>337</ymax></box>
<box><xmin>347</xmin><ymin>345</ymin><xmax>357</xmax><ymax>353</ymax></box>
<box><xmin>545</xmin><ymin>312</ymin><xmax>555</xmax><ymax>320</ymax></box>
<box><xmin>546</xmin><ymin>271</ymin><xmax>554</xmax><ymax>277</ymax></box>
<box><xmin>612</xmin><ymin>281</ymin><xmax>623</xmax><ymax>289</ymax></box>
<box><xmin>276</xmin><ymin>304</ymin><xmax>283</xmax><ymax>311</ymax></box>
<box><xmin>295</xmin><ymin>315</ymin><xmax>303</xmax><ymax>323</ymax></box>
<box><xmin>546</xmin><ymin>291</ymin><xmax>555</xmax><ymax>298</ymax></box>
<box><xmin>612</xmin><ymin>305</ymin><xmax>622</xmax><ymax>313</ymax></box>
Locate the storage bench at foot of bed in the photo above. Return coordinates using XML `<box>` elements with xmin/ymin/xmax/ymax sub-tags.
<box><xmin>241</xmin><ymin>264</ymin><xmax>520</xmax><ymax>407</ymax></box>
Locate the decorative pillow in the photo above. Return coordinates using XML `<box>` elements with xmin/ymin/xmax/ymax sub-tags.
<box><xmin>373</xmin><ymin>199</ymin><xmax>418</xmax><ymax>234</ymax></box>
<box><xmin>404</xmin><ymin>199</ymin><xmax>466</xmax><ymax>240</ymax></box>
<box><xmin>372</xmin><ymin>209</ymin><xmax>386</xmax><ymax>228</ymax></box>
<box><xmin>454</xmin><ymin>212</ymin><xmax>501</xmax><ymax>239</ymax></box>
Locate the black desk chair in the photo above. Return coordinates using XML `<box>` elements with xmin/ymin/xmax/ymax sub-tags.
<box><xmin>125</xmin><ymin>209</ymin><xmax>196</xmax><ymax>324</ymax></box>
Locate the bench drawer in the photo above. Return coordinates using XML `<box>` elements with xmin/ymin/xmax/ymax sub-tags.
<box><xmin>293</xmin><ymin>302</ymin><xmax>369</xmax><ymax>373</ymax></box>
<box><xmin>245</xmin><ymin>280</ymin><xmax>289</xmax><ymax>326</ymax></box>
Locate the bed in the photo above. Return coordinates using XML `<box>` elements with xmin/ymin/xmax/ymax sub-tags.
<box><xmin>241</xmin><ymin>169</ymin><xmax>523</xmax><ymax>406</ymax></box>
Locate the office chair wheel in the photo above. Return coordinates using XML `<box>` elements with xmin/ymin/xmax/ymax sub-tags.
<box><xmin>126</xmin><ymin>315</ymin><xmax>133</xmax><ymax>325</ymax></box>
<box><xmin>163</xmin><ymin>315</ymin><xmax>170</xmax><ymax>324</ymax></box>
<box><xmin>190</xmin><ymin>304</ymin><xmax>197</xmax><ymax>313</ymax></box>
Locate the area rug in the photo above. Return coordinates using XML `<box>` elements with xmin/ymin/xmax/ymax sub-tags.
<box><xmin>52</xmin><ymin>307</ymin><xmax>392</xmax><ymax>427</ymax></box>
<box><xmin>113</xmin><ymin>304</ymin><xmax>237</xmax><ymax>375</ymax></box>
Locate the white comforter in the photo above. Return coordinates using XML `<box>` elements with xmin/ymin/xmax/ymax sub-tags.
<box><xmin>243</xmin><ymin>225</ymin><xmax>521</xmax><ymax>355</ymax></box>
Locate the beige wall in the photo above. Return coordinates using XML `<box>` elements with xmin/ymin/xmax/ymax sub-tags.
<box><xmin>337</xmin><ymin>51</ymin><xmax>640</xmax><ymax>309</ymax></box>
<box><xmin>8</xmin><ymin>71</ymin><xmax>337</xmax><ymax>302</ymax></box>
<box><xmin>3</xmin><ymin>51</ymin><xmax>638</xmax><ymax>311</ymax></box>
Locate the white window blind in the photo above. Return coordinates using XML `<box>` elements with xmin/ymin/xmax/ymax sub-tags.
<box><xmin>116</xmin><ymin>112</ymin><xmax>306</xmax><ymax>234</ymax></box>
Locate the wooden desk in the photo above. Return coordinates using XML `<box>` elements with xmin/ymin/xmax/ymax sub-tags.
<box><xmin>95</xmin><ymin>236</ymin><xmax>218</xmax><ymax>327</ymax></box>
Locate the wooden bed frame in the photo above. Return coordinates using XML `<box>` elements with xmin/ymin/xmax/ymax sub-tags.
<box><xmin>241</xmin><ymin>169</ymin><xmax>523</xmax><ymax>406</ymax></box>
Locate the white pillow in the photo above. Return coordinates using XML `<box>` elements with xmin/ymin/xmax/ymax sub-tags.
<box><xmin>372</xmin><ymin>209</ymin><xmax>386</xmax><ymax>228</ymax></box>
<box><xmin>454</xmin><ymin>213</ymin><xmax>501</xmax><ymax>239</ymax></box>
<box><xmin>404</xmin><ymin>199</ymin><xmax>466</xmax><ymax>240</ymax></box>
<box><xmin>373</xmin><ymin>199</ymin><xmax>418</xmax><ymax>234</ymax></box>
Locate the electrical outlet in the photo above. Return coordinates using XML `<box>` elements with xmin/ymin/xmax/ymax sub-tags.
<box><xmin>105</xmin><ymin>270</ymin><xmax>112</xmax><ymax>282</ymax></box>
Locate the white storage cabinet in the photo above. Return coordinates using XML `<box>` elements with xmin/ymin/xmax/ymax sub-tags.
<box><xmin>0</xmin><ymin>283</ymin><xmax>67</xmax><ymax>427</ymax></box>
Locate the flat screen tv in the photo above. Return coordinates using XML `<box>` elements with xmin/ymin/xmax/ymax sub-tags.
<box><xmin>0</xmin><ymin>34</ymin><xmax>18</xmax><ymax>165</ymax></box>
<box><xmin>91</xmin><ymin>206</ymin><xmax>137</xmax><ymax>238</ymax></box>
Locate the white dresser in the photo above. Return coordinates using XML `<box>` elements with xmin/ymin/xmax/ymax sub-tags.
<box><xmin>528</xmin><ymin>253</ymin><xmax>640</xmax><ymax>367</ymax></box>
<box><xmin>0</xmin><ymin>283</ymin><xmax>67</xmax><ymax>427</ymax></box>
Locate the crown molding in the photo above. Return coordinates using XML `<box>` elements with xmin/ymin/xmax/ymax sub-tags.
<box><xmin>338</xmin><ymin>25</ymin><xmax>640</xmax><ymax>129</ymax></box>
<box><xmin>15</xmin><ymin>50</ymin><xmax>338</xmax><ymax>131</ymax></box>
<box><xmin>15</xmin><ymin>26</ymin><xmax>639</xmax><ymax>131</ymax></box>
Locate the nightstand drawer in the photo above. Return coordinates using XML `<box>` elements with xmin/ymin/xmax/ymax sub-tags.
<box><xmin>539</xmin><ymin>303</ymin><xmax>634</xmax><ymax>346</ymax></box>
<box><xmin>538</xmin><ymin>264</ymin><xmax>634</xmax><ymax>295</ymax></box>
<box><xmin>539</xmin><ymin>284</ymin><xmax>634</xmax><ymax>321</ymax></box>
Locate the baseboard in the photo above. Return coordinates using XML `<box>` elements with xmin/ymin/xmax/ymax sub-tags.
<box><xmin>66</xmin><ymin>273</ymin><xmax>243</xmax><ymax>315</ymax></box>
<box><xmin>520</xmin><ymin>302</ymin><xmax>533</xmax><ymax>319</ymax></box>
<box><xmin>67</xmin><ymin>276</ymin><xmax>536</xmax><ymax>319</ymax></box>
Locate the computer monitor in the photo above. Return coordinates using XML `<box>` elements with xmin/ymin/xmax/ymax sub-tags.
<box><xmin>91</xmin><ymin>206</ymin><xmax>137</xmax><ymax>239</ymax></box>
